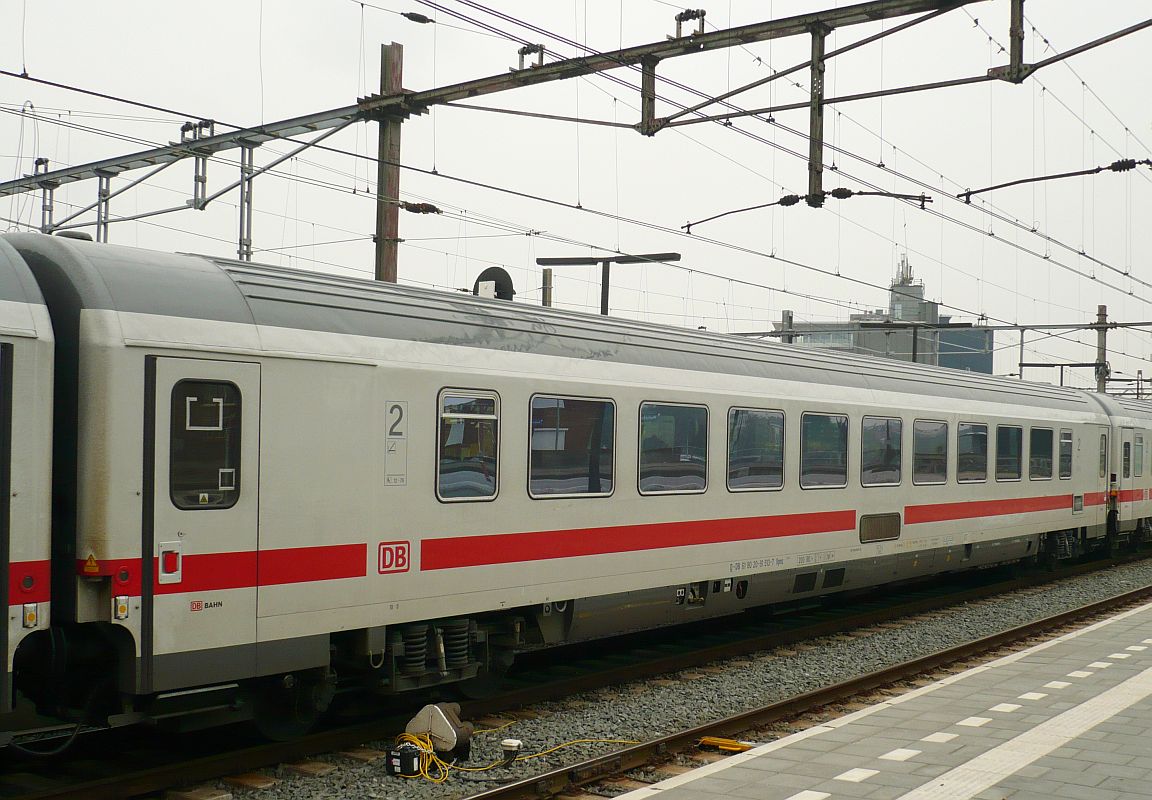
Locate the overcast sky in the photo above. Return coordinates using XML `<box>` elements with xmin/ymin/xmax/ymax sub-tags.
<box><xmin>2</xmin><ymin>1</ymin><xmax>1150</xmax><ymax>387</ymax></box>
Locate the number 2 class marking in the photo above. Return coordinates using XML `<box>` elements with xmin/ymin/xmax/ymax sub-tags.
<box><xmin>387</xmin><ymin>403</ymin><xmax>406</xmax><ymax>438</ymax></box>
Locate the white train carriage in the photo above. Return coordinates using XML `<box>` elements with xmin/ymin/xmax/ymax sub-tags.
<box><xmin>1</xmin><ymin>231</ymin><xmax>1148</xmax><ymax>735</ymax></box>
<box><xmin>0</xmin><ymin>239</ymin><xmax>53</xmax><ymax>716</ymax></box>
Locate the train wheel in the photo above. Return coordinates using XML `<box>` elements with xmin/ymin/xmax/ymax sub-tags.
<box><xmin>251</xmin><ymin>670</ymin><xmax>336</xmax><ymax>741</ymax></box>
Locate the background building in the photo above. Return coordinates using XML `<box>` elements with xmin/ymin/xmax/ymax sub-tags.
<box><xmin>773</xmin><ymin>256</ymin><xmax>993</xmax><ymax>373</ymax></box>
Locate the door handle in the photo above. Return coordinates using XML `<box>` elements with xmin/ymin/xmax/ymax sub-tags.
<box><xmin>158</xmin><ymin>541</ymin><xmax>183</xmax><ymax>585</ymax></box>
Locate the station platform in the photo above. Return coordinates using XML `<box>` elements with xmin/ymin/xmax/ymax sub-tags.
<box><xmin>619</xmin><ymin>601</ymin><xmax>1152</xmax><ymax>800</ymax></box>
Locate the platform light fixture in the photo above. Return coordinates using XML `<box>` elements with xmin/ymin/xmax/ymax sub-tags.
<box><xmin>535</xmin><ymin>252</ymin><xmax>681</xmax><ymax>316</ymax></box>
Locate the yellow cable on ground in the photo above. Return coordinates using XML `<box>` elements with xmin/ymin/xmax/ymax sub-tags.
<box><xmin>392</xmin><ymin>731</ymin><xmax>642</xmax><ymax>782</ymax></box>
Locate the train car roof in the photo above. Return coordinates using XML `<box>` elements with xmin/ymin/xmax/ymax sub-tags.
<box><xmin>0</xmin><ymin>238</ymin><xmax>47</xmax><ymax>308</ymax></box>
<box><xmin>1</xmin><ymin>233</ymin><xmax>1096</xmax><ymax>412</ymax></box>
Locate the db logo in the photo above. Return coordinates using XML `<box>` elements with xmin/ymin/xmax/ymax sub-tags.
<box><xmin>378</xmin><ymin>541</ymin><xmax>411</xmax><ymax>574</ymax></box>
<box><xmin>190</xmin><ymin>600</ymin><xmax>203</xmax><ymax>612</ymax></box>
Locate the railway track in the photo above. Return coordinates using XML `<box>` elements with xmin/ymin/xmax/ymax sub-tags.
<box><xmin>4</xmin><ymin>554</ymin><xmax>1149</xmax><ymax>800</ymax></box>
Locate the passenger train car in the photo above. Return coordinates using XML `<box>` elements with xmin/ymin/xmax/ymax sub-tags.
<box><xmin>0</xmin><ymin>231</ymin><xmax>1149</xmax><ymax>741</ymax></box>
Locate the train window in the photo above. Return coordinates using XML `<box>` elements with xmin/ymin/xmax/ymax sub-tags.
<box><xmin>958</xmin><ymin>423</ymin><xmax>988</xmax><ymax>483</ymax></box>
<box><xmin>437</xmin><ymin>392</ymin><xmax>499</xmax><ymax>501</ymax></box>
<box><xmin>1100</xmin><ymin>434</ymin><xmax>1108</xmax><ymax>478</ymax></box>
<box><xmin>1059</xmin><ymin>429</ymin><xmax>1073</xmax><ymax>479</ymax></box>
<box><xmin>913</xmin><ymin>420</ymin><xmax>948</xmax><ymax>485</ymax></box>
<box><xmin>170</xmin><ymin>380</ymin><xmax>241</xmax><ymax>510</ymax></box>
<box><xmin>1123</xmin><ymin>441</ymin><xmax>1131</xmax><ymax>479</ymax></box>
<box><xmin>639</xmin><ymin>403</ymin><xmax>707</xmax><ymax>494</ymax></box>
<box><xmin>996</xmin><ymin>425</ymin><xmax>1023</xmax><ymax>481</ymax></box>
<box><xmin>800</xmin><ymin>413</ymin><xmax>848</xmax><ymax>489</ymax></box>
<box><xmin>1136</xmin><ymin>435</ymin><xmax>1144</xmax><ymax>478</ymax></box>
<box><xmin>861</xmin><ymin>416</ymin><xmax>902</xmax><ymax>487</ymax></box>
<box><xmin>529</xmin><ymin>396</ymin><xmax>614</xmax><ymax>497</ymax></box>
<box><xmin>727</xmin><ymin>408</ymin><xmax>784</xmax><ymax>491</ymax></box>
<box><xmin>1029</xmin><ymin>428</ymin><xmax>1054</xmax><ymax>480</ymax></box>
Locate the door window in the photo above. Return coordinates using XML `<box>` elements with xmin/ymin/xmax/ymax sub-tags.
<box><xmin>170</xmin><ymin>380</ymin><xmax>242</xmax><ymax>509</ymax></box>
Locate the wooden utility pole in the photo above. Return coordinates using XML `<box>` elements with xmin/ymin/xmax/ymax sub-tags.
<box><xmin>375</xmin><ymin>43</ymin><xmax>404</xmax><ymax>283</ymax></box>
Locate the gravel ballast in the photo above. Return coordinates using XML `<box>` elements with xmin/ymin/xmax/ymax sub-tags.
<box><xmin>214</xmin><ymin>560</ymin><xmax>1152</xmax><ymax>800</ymax></box>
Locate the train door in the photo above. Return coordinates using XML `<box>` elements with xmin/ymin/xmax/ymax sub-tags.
<box><xmin>1119</xmin><ymin>427</ymin><xmax>1136</xmax><ymax>524</ymax></box>
<box><xmin>1093</xmin><ymin>427</ymin><xmax>1110</xmax><ymax>529</ymax></box>
<box><xmin>143</xmin><ymin>357</ymin><xmax>260</xmax><ymax>692</ymax></box>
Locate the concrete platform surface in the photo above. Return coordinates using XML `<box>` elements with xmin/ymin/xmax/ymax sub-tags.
<box><xmin>618</xmin><ymin>600</ymin><xmax>1152</xmax><ymax>800</ymax></box>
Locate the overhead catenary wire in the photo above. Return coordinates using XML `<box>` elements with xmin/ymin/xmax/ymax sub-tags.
<box><xmin>413</xmin><ymin>1</ymin><xmax>1152</xmax><ymax>303</ymax></box>
<box><xmin>0</xmin><ymin>77</ymin><xmax>1117</xmax><ymax>340</ymax></box>
<box><xmin>1</xmin><ymin>23</ymin><xmax>1143</xmax><ymax>308</ymax></box>
<box><xmin>1</xmin><ymin>17</ymin><xmax>1145</xmax><ymax>367</ymax></box>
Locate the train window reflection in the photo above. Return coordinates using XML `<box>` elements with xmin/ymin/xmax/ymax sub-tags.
<box><xmin>800</xmin><ymin>413</ymin><xmax>848</xmax><ymax>489</ymax></box>
<box><xmin>861</xmin><ymin>416</ymin><xmax>901</xmax><ymax>487</ymax></box>
<box><xmin>1030</xmin><ymin>428</ymin><xmax>1054</xmax><ymax>480</ymax></box>
<box><xmin>170</xmin><ymin>380</ymin><xmax>241</xmax><ymax>510</ymax></box>
<box><xmin>1100</xmin><ymin>434</ymin><xmax>1108</xmax><ymax>478</ymax></box>
<box><xmin>1059</xmin><ymin>429</ymin><xmax>1073</xmax><ymax>479</ymax></box>
<box><xmin>639</xmin><ymin>402</ymin><xmax>707</xmax><ymax>494</ymax></box>
<box><xmin>438</xmin><ymin>391</ymin><xmax>499</xmax><ymax>500</ymax></box>
<box><xmin>728</xmin><ymin>408</ymin><xmax>784</xmax><ymax>491</ymax></box>
<box><xmin>1136</xmin><ymin>435</ymin><xmax>1144</xmax><ymax>478</ymax></box>
<box><xmin>913</xmin><ymin>420</ymin><xmax>948</xmax><ymax>485</ymax></box>
<box><xmin>958</xmin><ymin>422</ymin><xmax>988</xmax><ymax>483</ymax></box>
<box><xmin>996</xmin><ymin>425</ymin><xmax>1023</xmax><ymax>481</ymax></box>
<box><xmin>529</xmin><ymin>396</ymin><xmax>614</xmax><ymax>497</ymax></box>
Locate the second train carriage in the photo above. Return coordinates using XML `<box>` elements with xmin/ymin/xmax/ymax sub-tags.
<box><xmin>0</xmin><ymin>239</ymin><xmax>53</xmax><ymax>723</ymax></box>
<box><xmin>1</xmin><ymin>231</ymin><xmax>1150</xmax><ymax>736</ymax></box>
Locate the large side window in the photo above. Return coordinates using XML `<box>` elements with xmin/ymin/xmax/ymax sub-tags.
<box><xmin>1059</xmin><ymin>429</ymin><xmax>1073</xmax><ymax>479</ymax></box>
<box><xmin>913</xmin><ymin>420</ymin><xmax>948</xmax><ymax>485</ymax></box>
<box><xmin>639</xmin><ymin>403</ymin><xmax>707</xmax><ymax>494</ymax></box>
<box><xmin>1136</xmin><ymin>434</ymin><xmax>1145</xmax><ymax>479</ymax></box>
<box><xmin>438</xmin><ymin>392</ymin><xmax>499</xmax><ymax>500</ymax></box>
<box><xmin>800</xmin><ymin>413</ymin><xmax>848</xmax><ymax>488</ymax></box>
<box><xmin>170</xmin><ymin>380</ymin><xmax>241</xmax><ymax>510</ymax></box>
<box><xmin>996</xmin><ymin>425</ymin><xmax>1023</xmax><ymax>481</ymax></box>
<box><xmin>529</xmin><ymin>396</ymin><xmax>614</xmax><ymax>497</ymax></box>
<box><xmin>1030</xmin><ymin>428</ymin><xmax>1054</xmax><ymax>480</ymax></box>
<box><xmin>727</xmin><ymin>408</ymin><xmax>784</xmax><ymax>491</ymax></box>
<box><xmin>958</xmin><ymin>422</ymin><xmax>988</xmax><ymax>483</ymax></box>
<box><xmin>861</xmin><ymin>416</ymin><xmax>901</xmax><ymax>487</ymax></box>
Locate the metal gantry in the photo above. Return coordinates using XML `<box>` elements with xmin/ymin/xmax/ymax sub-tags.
<box><xmin>0</xmin><ymin>0</ymin><xmax>1147</xmax><ymax>272</ymax></box>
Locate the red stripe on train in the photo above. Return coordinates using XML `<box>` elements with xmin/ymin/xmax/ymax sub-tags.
<box><xmin>904</xmin><ymin>495</ymin><xmax>1073</xmax><ymax>524</ymax></box>
<box><xmin>420</xmin><ymin>510</ymin><xmax>858</xmax><ymax>571</ymax></box>
<box><xmin>1117</xmin><ymin>488</ymin><xmax>1145</xmax><ymax>503</ymax></box>
<box><xmin>8</xmin><ymin>560</ymin><xmax>51</xmax><ymax>605</ymax></box>
<box><xmin>258</xmin><ymin>544</ymin><xmax>366</xmax><ymax>586</ymax></box>
<box><xmin>74</xmin><ymin>543</ymin><xmax>367</xmax><ymax>597</ymax></box>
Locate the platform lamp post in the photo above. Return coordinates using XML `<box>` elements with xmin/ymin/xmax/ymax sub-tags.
<box><xmin>535</xmin><ymin>253</ymin><xmax>681</xmax><ymax>316</ymax></box>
